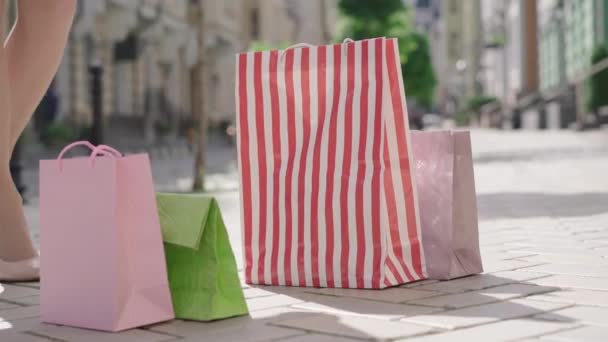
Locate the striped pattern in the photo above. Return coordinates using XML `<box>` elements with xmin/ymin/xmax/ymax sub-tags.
<box><xmin>236</xmin><ymin>38</ymin><xmax>426</xmax><ymax>288</ymax></box>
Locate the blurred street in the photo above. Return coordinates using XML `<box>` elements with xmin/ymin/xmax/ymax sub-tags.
<box><xmin>2</xmin><ymin>128</ymin><xmax>607</xmax><ymax>341</ymax></box>
<box><xmin>2</xmin><ymin>0</ymin><xmax>608</xmax><ymax>340</ymax></box>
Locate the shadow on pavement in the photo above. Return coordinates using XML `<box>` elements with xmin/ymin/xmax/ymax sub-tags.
<box><xmin>238</xmin><ymin>274</ymin><xmax>574</xmax><ymax>339</ymax></box>
<box><xmin>477</xmin><ymin>192</ymin><xmax>608</xmax><ymax>220</ymax></box>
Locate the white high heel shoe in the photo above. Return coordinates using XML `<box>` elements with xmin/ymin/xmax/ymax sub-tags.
<box><xmin>0</xmin><ymin>256</ymin><xmax>39</xmax><ymax>282</ymax></box>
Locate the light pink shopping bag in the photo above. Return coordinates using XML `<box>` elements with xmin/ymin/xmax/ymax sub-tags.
<box><xmin>236</xmin><ymin>38</ymin><xmax>426</xmax><ymax>288</ymax></box>
<box><xmin>40</xmin><ymin>141</ymin><xmax>174</xmax><ymax>331</ymax></box>
<box><xmin>411</xmin><ymin>130</ymin><xmax>483</xmax><ymax>280</ymax></box>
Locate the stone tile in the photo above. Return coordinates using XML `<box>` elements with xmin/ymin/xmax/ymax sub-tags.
<box><xmin>415</xmin><ymin>271</ymin><xmax>548</xmax><ymax>294</ymax></box>
<box><xmin>150</xmin><ymin>316</ymin><xmax>304</xmax><ymax>342</ymax></box>
<box><xmin>513</xmin><ymin>246</ymin><xmax>606</xmax><ymax>256</ymax></box>
<box><xmin>272</xmin><ymin>314</ymin><xmax>434</xmax><ymax>340</ymax></box>
<box><xmin>402</xmin><ymin>298</ymin><xmax>571</xmax><ymax>329</ymax></box>
<box><xmin>535</xmin><ymin>306</ymin><xmax>608</xmax><ymax>327</ymax></box>
<box><xmin>11</xmin><ymin>283</ymin><xmax>40</xmax><ymax>290</ymax></box>
<box><xmin>514</xmin><ymin>253</ymin><xmax>608</xmax><ymax>265</ymax></box>
<box><xmin>505</xmin><ymin>239</ymin><xmax>607</xmax><ymax>249</ymax></box>
<box><xmin>30</xmin><ymin>324</ymin><xmax>178</xmax><ymax>342</ymax></box>
<box><xmin>396</xmin><ymin>318</ymin><xmax>577</xmax><ymax>342</ymax></box>
<box><xmin>480</xmin><ymin>260</ymin><xmax>543</xmax><ymax>273</ymax></box>
<box><xmin>0</xmin><ymin>332</ymin><xmax>51</xmax><ymax>342</ymax></box>
<box><xmin>247</xmin><ymin>294</ymin><xmax>304</xmax><ymax>311</ymax></box>
<box><xmin>526</xmin><ymin>289</ymin><xmax>608</xmax><ymax>307</ymax></box>
<box><xmin>8</xmin><ymin>296</ymin><xmax>39</xmax><ymax>306</ymax></box>
<box><xmin>0</xmin><ymin>285</ymin><xmax>39</xmax><ymax>300</ymax></box>
<box><xmin>541</xmin><ymin>326</ymin><xmax>608</xmax><ymax>342</ymax></box>
<box><xmin>529</xmin><ymin>275</ymin><xmax>608</xmax><ymax>291</ymax></box>
<box><xmin>0</xmin><ymin>317</ymin><xmax>45</xmax><ymax>336</ymax></box>
<box><xmin>0</xmin><ymin>305</ymin><xmax>39</xmax><ymax>321</ymax></box>
<box><xmin>522</xmin><ymin>264</ymin><xmax>608</xmax><ymax>278</ymax></box>
<box><xmin>305</xmin><ymin>287</ymin><xmax>440</xmax><ymax>304</ymax></box>
<box><xmin>243</xmin><ymin>287</ymin><xmax>277</xmax><ymax>299</ymax></box>
<box><xmin>401</xmin><ymin>280</ymin><xmax>440</xmax><ymax>288</ymax></box>
<box><xmin>0</xmin><ymin>301</ymin><xmax>19</xmax><ymax>310</ymax></box>
<box><xmin>409</xmin><ymin>284</ymin><xmax>557</xmax><ymax>309</ymax></box>
<box><xmin>282</xmin><ymin>333</ymin><xmax>358</xmax><ymax>342</ymax></box>
<box><xmin>291</xmin><ymin>293</ymin><xmax>441</xmax><ymax>320</ymax></box>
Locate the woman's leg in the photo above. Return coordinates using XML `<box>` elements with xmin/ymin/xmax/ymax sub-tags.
<box><xmin>0</xmin><ymin>1</ymin><xmax>76</xmax><ymax>280</ymax></box>
<box><xmin>6</xmin><ymin>0</ymin><xmax>76</xmax><ymax>149</ymax></box>
<box><xmin>0</xmin><ymin>0</ymin><xmax>38</xmax><ymax>263</ymax></box>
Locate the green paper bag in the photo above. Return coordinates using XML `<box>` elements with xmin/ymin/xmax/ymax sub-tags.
<box><xmin>156</xmin><ymin>193</ymin><xmax>248</xmax><ymax>321</ymax></box>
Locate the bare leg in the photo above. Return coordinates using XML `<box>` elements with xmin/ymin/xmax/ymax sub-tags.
<box><xmin>0</xmin><ymin>0</ymin><xmax>37</xmax><ymax>265</ymax></box>
<box><xmin>6</xmin><ymin>0</ymin><xmax>76</xmax><ymax>149</ymax></box>
<box><xmin>0</xmin><ymin>0</ymin><xmax>76</xmax><ymax>281</ymax></box>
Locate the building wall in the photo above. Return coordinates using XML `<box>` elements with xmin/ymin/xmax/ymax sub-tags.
<box><xmin>202</xmin><ymin>0</ymin><xmax>338</xmax><ymax>125</ymax></box>
<box><xmin>564</xmin><ymin>0</ymin><xmax>595</xmax><ymax>79</ymax></box>
<box><xmin>442</xmin><ymin>0</ymin><xmax>482</xmax><ymax>105</ymax></box>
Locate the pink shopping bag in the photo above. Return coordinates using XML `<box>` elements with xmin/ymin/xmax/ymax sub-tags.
<box><xmin>40</xmin><ymin>141</ymin><xmax>174</xmax><ymax>331</ymax></box>
<box><xmin>411</xmin><ymin>130</ymin><xmax>483</xmax><ymax>280</ymax></box>
<box><xmin>236</xmin><ymin>38</ymin><xmax>426</xmax><ymax>288</ymax></box>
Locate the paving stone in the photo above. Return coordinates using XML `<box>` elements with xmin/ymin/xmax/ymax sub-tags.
<box><xmin>414</xmin><ymin>271</ymin><xmax>548</xmax><ymax>294</ymax></box>
<box><xmin>525</xmin><ymin>289</ymin><xmax>608</xmax><ymax>307</ymax></box>
<box><xmin>150</xmin><ymin>316</ymin><xmax>304</xmax><ymax>341</ymax></box>
<box><xmin>29</xmin><ymin>324</ymin><xmax>178</xmax><ymax>342</ymax></box>
<box><xmin>304</xmin><ymin>287</ymin><xmax>440</xmax><ymax>304</ymax></box>
<box><xmin>291</xmin><ymin>293</ymin><xmax>441</xmax><ymax>320</ymax></box>
<box><xmin>8</xmin><ymin>296</ymin><xmax>39</xmax><ymax>306</ymax></box>
<box><xmin>408</xmin><ymin>284</ymin><xmax>557</xmax><ymax>309</ymax></box>
<box><xmin>0</xmin><ymin>306</ymin><xmax>39</xmax><ymax>321</ymax></box>
<box><xmin>535</xmin><ymin>306</ymin><xmax>608</xmax><ymax>327</ymax></box>
<box><xmin>401</xmin><ymin>280</ymin><xmax>440</xmax><ymax>288</ymax></box>
<box><xmin>513</xmin><ymin>246</ymin><xmax>606</xmax><ymax>256</ymax></box>
<box><xmin>0</xmin><ymin>317</ymin><xmax>46</xmax><ymax>336</ymax></box>
<box><xmin>514</xmin><ymin>253</ymin><xmax>608</xmax><ymax>265</ymax></box>
<box><xmin>541</xmin><ymin>325</ymin><xmax>608</xmax><ymax>342</ymax></box>
<box><xmin>504</xmin><ymin>239</ymin><xmax>607</xmax><ymax>249</ymax></box>
<box><xmin>10</xmin><ymin>283</ymin><xmax>40</xmax><ymax>290</ymax></box>
<box><xmin>479</xmin><ymin>260</ymin><xmax>543</xmax><ymax>273</ymax></box>
<box><xmin>402</xmin><ymin>298</ymin><xmax>571</xmax><ymax>329</ymax></box>
<box><xmin>0</xmin><ymin>332</ymin><xmax>51</xmax><ymax>342</ymax></box>
<box><xmin>396</xmin><ymin>318</ymin><xmax>577</xmax><ymax>342</ymax></box>
<box><xmin>246</xmin><ymin>294</ymin><xmax>305</xmax><ymax>311</ymax></box>
<box><xmin>0</xmin><ymin>301</ymin><xmax>19</xmax><ymax>310</ymax></box>
<box><xmin>521</xmin><ymin>264</ymin><xmax>608</xmax><ymax>278</ymax></box>
<box><xmin>272</xmin><ymin>313</ymin><xmax>434</xmax><ymax>340</ymax></box>
<box><xmin>243</xmin><ymin>287</ymin><xmax>277</xmax><ymax>299</ymax></box>
<box><xmin>529</xmin><ymin>275</ymin><xmax>608</xmax><ymax>291</ymax></box>
<box><xmin>281</xmin><ymin>333</ymin><xmax>358</xmax><ymax>341</ymax></box>
<box><xmin>0</xmin><ymin>285</ymin><xmax>40</xmax><ymax>300</ymax></box>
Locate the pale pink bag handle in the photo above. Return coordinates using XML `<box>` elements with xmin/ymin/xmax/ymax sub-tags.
<box><xmin>57</xmin><ymin>141</ymin><xmax>122</xmax><ymax>170</ymax></box>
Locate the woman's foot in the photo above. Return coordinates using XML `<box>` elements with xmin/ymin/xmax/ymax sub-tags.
<box><xmin>0</xmin><ymin>256</ymin><xmax>39</xmax><ymax>282</ymax></box>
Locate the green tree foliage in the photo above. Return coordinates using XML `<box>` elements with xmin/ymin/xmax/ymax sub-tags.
<box><xmin>338</xmin><ymin>0</ymin><xmax>437</xmax><ymax>108</ymax></box>
<box><xmin>588</xmin><ymin>44</ymin><xmax>608</xmax><ymax>113</ymax></box>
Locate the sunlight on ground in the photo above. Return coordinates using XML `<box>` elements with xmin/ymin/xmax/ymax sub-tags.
<box><xmin>0</xmin><ymin>321</ymin><xmax>13</xmax><ymax>330</ymax></box>
<box><xmin>0</xmin><ymin>284</ymin><xmax>4</xmax><ymax>295</ymax></box>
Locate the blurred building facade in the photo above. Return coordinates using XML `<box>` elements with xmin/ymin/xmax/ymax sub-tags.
<box><xmin>474</xmin><ymin>0</ymin><xmax>608</xmax><ymax>129</ymax></box>
<box><xmin>441</xmin><ymin>0</ymin><xmax>482</xmax><ymax>114</ymax></box>
<box><xmin>45</xmin><ymin>0</ymin><xmax>337</xmax><ymax>147</ymax></box>
<box><xmin>480</xmin><ymin>0</ymin><xmax>539</xmax><ymax>128</ymax></box>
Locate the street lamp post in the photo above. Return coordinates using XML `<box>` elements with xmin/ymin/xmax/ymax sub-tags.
<box><xmin>89</xmin><ymin>64</ymin><xmax>104</xmax><ymax>145</ymax></box>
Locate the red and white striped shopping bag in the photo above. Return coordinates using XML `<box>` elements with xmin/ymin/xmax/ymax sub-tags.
<box><xmin>236</xmin><ymin>38</ymin><xmax>426</xmax><ymax>288</ymax></box>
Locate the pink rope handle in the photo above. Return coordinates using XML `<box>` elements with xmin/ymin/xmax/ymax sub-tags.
<box><xmin>88</xmin><ymin>144</ymin><xmax>123</xmax><ymax>168</ymax></box>
<box><xmin>57</xmin><ymin>141</ymin><xmax>122</xmax><ymax>170</ymax></box>
<box><xmin>57</xmin><ymin>141</ymin><xmax>99</xmax><ymax>161</ymax></box>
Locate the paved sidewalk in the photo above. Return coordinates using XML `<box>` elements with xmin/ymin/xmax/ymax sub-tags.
<box><xmin>3</xmin><ymin>129</ymin><xmax>608</xmax><ymax>341</ymax></box>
